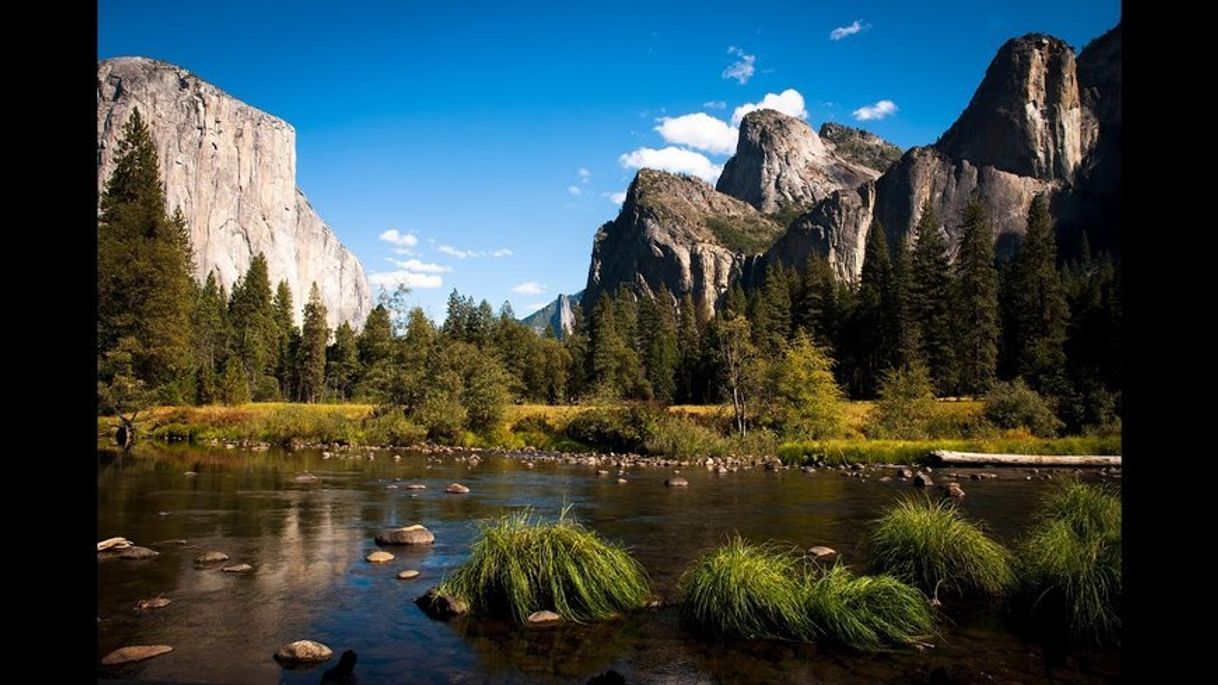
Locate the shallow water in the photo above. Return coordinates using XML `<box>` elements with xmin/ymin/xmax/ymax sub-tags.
<box><xmin>97</xmin><ymin>445</ymin><xmax>1120</xmax><ymax>684</ymax></box>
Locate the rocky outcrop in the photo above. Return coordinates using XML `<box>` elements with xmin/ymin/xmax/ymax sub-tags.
<box><xmin>97</xmin><ymin>57</ymin><xmax>372</xmax><ymax>329</ymax></box>
<box><xmin>819</xmin><ymin>122</ymin><xmax>903</xmax><ymax>173</ymax></box>
<box><xmin>748</xmin><ymin>182</ymin><xmax>877</xmax><ymax>285</ymax></box>
<box><xmin>716</xmin><ymin>109</ymin><xmax>879</xmax><ymax>214</ymax></box>
<box><xmin>521</xmin><ymin>291</ymin><xmax>582</xmax><ymax>338</ymax></box>
<box><xmin>584</xmin><ymin>170</ymin><xmax>783</xmax><ymax>319</ymax></box>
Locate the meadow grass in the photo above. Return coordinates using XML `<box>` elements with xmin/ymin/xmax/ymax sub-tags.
<box><xmin>679</xmin><ymin>537</ymin><xmax>934</xmax><ymax>650</ymax></box>
<box><xmin>1017</xmin><ymin>480</ymin><xmax>1122</xmax><ymax>645</ymax></box>
<box><xmin>870</xmin><ymin>496</ymin><xmax>1015</xmax><ymax>597</ymax></box>
<box><xmin>679</xmin><ymin>537</ymin><xmax>814</xmax><ymax>641</ymax></box>
<box><xmin>434</xmin><ymin>508</ymin><xmax>650</xmax><ymax>624</ymax></box>
<box><xmin>804</xmin><ymin>564</ymin><xmax>935</xmax><ymax>650</ymax></box>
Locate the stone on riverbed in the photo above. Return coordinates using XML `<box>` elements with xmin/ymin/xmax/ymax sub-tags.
<box><xmin>222</xmin><ymin>563</ymin><xmax>253</xmax><ymax>573</ymax></box>
<box><xmin>445</xmin><ymin>483</ymin><xmax>470</xmax><ymax>494</ymax></box>
<box><xmin>376</xmin><ymin>525</ymin><xmax>435</xmax><ymax>546</ymax></box>
<box><xmin>118</xmin><ymin>546</ymin><xmax>159</xmax><ymax>560</ymax></box>
<box><xmin>416</xmin><ymin>588</ymin><xmax>469</xmax><ymax>619</ymax></box>
<box><xmin>273</xmin><ymin>640</ymin><xmax>333</xmax><ymax>665</ymax></box>
<box><xmin>195</xmin><ymin>551</ymin><xmax>229</xmax><ymax>565</ymax></box>
<box><xmin>527</xmin><ymin>610</ymin><xmax>562</xmax><ymax>626</ymax></box>
<box><xmin>398</xmin><ymin>569</ymin><xmax>421</xmax><ymax>580</ymax></box>
<box><xmin>945</xmin><ymin>483</ymin><xmax>966</xmax><ymax>499</ymax></box>
<box><xmin>366</xmin><ymin>551</ymin><xmax>395</xmax><ymax>563</ymax></box>
<box><xmin>665</xmin><ymin>477</ymin><xmax>688</xmax><ymax>487</ymax></box>
<box><xmin>913</xmin><ymin>473</ymin><xmax>934</xmax><ymax>487</ymax></box>
<box><xmin>293</xmin><ymin>473</ymin><xmax>319</xmax><ymax>483</ymax></box>
<box><xmin>405</xmin><ymin>484</ymin><xmax>426</xmax><ymax>490</ymax></box>
<box><xmin>808</xmin><ymin>546</ymin><xmax>838</xmax><ymax>562</ymax></box>
<box><xmin>136</xmin><ymin>597</ymin><xmax>171</xmax><ymax>610</ymax></box>
<box><xmin>101</xmin><ymin>645</ymin><xmax>173</xmax><ymax>665</ymax></box>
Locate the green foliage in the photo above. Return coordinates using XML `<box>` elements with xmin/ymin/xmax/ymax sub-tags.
<box><xmin>803</xmin><ymin>564</ymin><xmax>935</xmax><ymax>650</ymax></box>
<box><xmin>219</xmin><ymin>357</ymin><xmax>251</xmax><ymax>405</ymax></box>
<box><xmin>360</xmin><ymin>410</ymin><xmax>427</xmax><ymax>446</ymax></box>
<box><xmin>680</xmin><ymin>537</ymin><xmax>814</xmax><ymax>641</ymax></box>
<box><xmin>1001</xmin><ymin>195</ymin><xmax>1069</xmax><ymax>392</ymax></box>
<box><xmin>760</xmin><ymin>333</ymin><xmax>845</xmax><ymax>439</ymax></box>
<box><xmin>435</xmin><ymin>509</ymin><xmax>651</xmax><ymax>623</ymax></box>
<box><xmin>228</xmin><ymin>254</ymin><xmax>280</xmax><ymax>390</ymax></box>
<box><xmin>870</xmin><ymin>496</ymin><xmax>1015</xmax><ymax>597</ymax></box>
<box><xmin>97</xmin><ymin>336</ymin><xmax>156</xmax><ymax>420</ymax></box>
<box><xmin>910</xmin><ymin>204</ymin><xmax>956</xmax><ymax>394</ymax></box>
<box><xmin>703</xmin><ymin>215</ymin><xmax>780</xmax><ymax>254</ymax></box>
<box><xmin>297</xmin><ymin>282</ymin><xmax>329</xmax><ymax>403</ymax></box>
<box><xmin>562</xmin><ymin>404</ymin><xmax>657</xmax><ymax>453</ymax></box>
<box><xmin>326</xmin><ymin>321</ymin><xmax>360</xmax><ymax>401</ymax></box>
<box><xmin>1017</xmin><ymin>480</ymin><xmax>1121</xmax><ymax>645</ymax></box>
<box><xmin>952</xmin><ymin>201</ymin><xmax>1000</xmax><ymax>395</ymax></box>
<box><xmin>868</xmin><ymin>363</ymin><xmax>940</xmax><ymax>439</ymax></box>
<box><xmin>983</xmin><ymin>380</ymin><xmax>1063</xmax><ymax>437</ymax></box>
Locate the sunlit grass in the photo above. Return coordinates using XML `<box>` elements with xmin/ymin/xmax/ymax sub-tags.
<box><xmin>804</xmin><ymin>564</ymin><xmax>935</xmax><ymax>649</ymax></box>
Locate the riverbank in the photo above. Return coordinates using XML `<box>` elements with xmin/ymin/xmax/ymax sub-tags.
<box><xmin>98</xmin><ymin>401</ymin><xmax>1119</xmax><ymax>466</ymax></box>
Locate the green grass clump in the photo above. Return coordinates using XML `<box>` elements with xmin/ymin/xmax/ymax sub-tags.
<box><xmin>870</xmin><ymin>496</ymin><xmax>1015</xmax><ymax>597</ymax></box>
<box><xmin>435</xmin><ymin>508</ymin><xmax>650</xmax><ymax>624</ymax></box>
<box><xmin>804</xmin><ymin>564</ymin><xmax>934</xmax><ymax>650</ymax></box>
<box><xmin>679</xmin><ymin>537</ymin><xmax>934</xmax><ymax>650</ymax></box>
<box><xmin>1017</xmin><ymin>480</ymin><xmax>1121</xmax><ymax>645</ymax></box>
<box><xmin>679</xmin><ymin>537</ymin><xmax>813</xmax><ymax>641</ymax></box>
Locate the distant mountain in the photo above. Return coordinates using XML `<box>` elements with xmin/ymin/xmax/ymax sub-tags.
<box><xmin>521</xmin><ymin>291</ymin><xmax>582</xmax><ymax>338</ymax></box>
<box><xmin>818</xmin><ymin>122</ymin><xmax>903</xmax><ymax>174</ymax></box>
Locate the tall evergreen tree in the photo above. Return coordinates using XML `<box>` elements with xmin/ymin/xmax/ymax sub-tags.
<box><xmin>327</xmin><ymin>321</ymin><xmax>360</xmax><ymax>401</ymax></box>
<box><xmin>909</xmin><ymin>204</ymin><xmax>956</xmax><ymax>394</ymax></box>
<box><xmin>795</xmin><ymin>252</ymin><xmax>840</xmax><ymax>348</ymax></box>
<box><xmin>641</xmin><ymin>287</ymin><xmax>679</xmax><ymax>403</ymax></box>
<box><xmin>191</xmin><ymin>272</ymin><xmax>230</xmax><ymax>404</ymax></box>
<box><xmin>952</xmin><ymin>201</ymin><xmax>1000</xmax><ymax>395</ymax></box>
<box><xmin>848</xmin><ymin>222</ymin><xmax>895</xmax><ymax>397</ymax></box>
<box><xmin>1003</xmin><ymin>195</ymin><xmax>1069</xmax><ymax>392</ymax></box>
<box><xmin>675</xmin><ymin>293</ymin><xmax>701</xmax><ymax>403</ymax></box>
<box><xmin>97</xmin><ymin>108</ymin><xmax>195</xmax><ymax>399</ymax></box>
<box><xmin>888</xmin><ymin>234</ymin><xmax>921</xmax><ymax>370</ymax></box>
<box><xmin>297</xmin><ymin>283</ymin><xmax>329</xmax><ymax>403</ymax></box>
<box><xmin>752</xmin><ymin>262</ymin><xmax>794</xmax><ymax>356</ymax></box>
<box><xmin>272</xmin><ymin>280</ymin><xmax>297</xmax><ymax>399</ymax></box>
<box><xmin>228</xmin><ymin>254</ymin><xmax>279</xmax><ymax>397</ymax></box>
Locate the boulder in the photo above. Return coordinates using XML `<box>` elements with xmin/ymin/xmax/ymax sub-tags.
<box><xmin>808</xmin><ymin>546</ymin><xmax>838</xmax><ymax>561</ymax></box>
<box><xmin>445</xmin><ymin>483</ymin><xmax>470</xmax><ymax>494</ymax></box>
<box><xmin>118</xmin><ymin>546</ymin><xmax>159</xmax><ymax>560</ymax></box>
<box><xmin>397</xmin><ymin>570</ymin><xmax>421</xmax><ymax>580</ymax></box>
<box><xmin>366</xmin><ymin>551</ymin><xmax>395</xmax><ymax>563</ymax></box>
<box><xmin>273</xmin><ymin>640</ymin><xmax>333</xmax><ymax>665</ymax></box>
<box><xmin>195</xmin><ymin>551</ymin><xmax>230</xmax><ymax>565</ymax></box>
<box><xmin>101</xmin><ymin>645</ymin><xmax>173</xmax><ymax>666</ymax></box>
<box><xmin>376</xmin><ymin>525</ymin><xmax>435</xmax><ymax>546</ymax></box>
<box><xmin>665</xmin><ymin>477</ymin><xmax>689</xmax><ymax>487</ymax></box>
<box><xmin>527</xmin><ymin>610</ymin><xmax>562</xmax><ymax>626</ymax></box>
<box><xmin>416</xmin><ymin>588</ymin><xmax>469</xmax><ymax>619</ymax></box>
<box><xmin>221</xmin><ymin>563</ymin><xmax>253</xmax><ymax>573</ymax></box>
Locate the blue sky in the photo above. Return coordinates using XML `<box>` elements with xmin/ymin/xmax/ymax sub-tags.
<box><xmin>99</xmin><ymin>0</ymin><xmax>1120</xmax><ymax>321</ymax></box>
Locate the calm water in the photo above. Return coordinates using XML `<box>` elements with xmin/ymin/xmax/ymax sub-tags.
<box><xmin>97</xmin><ymin>445</ymin><xmax>1120</xmax><ymax>684</ymax></box>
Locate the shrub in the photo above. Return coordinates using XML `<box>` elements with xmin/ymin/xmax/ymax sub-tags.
<box><xmin>679</xmin><ymin>537</ymin><xmax>813</xmax><ymax>641</ymax></box>
<box><xmin>415</xmin><ymin>394</ymin><xmax>467</xmax><ymax>444</ymax></box>
<box><xmin>361</xmin><ymin>410</ymin><xmax>426</xmax><ymax>446</ymax></box>
<box><xmin>804</xmin><ymin>564</ymin><xmax>934</xmax><ymax>650</ymax></box>
<box><xmin>760</xmin><ymin>333</ymin><xmax>846</xmax><ymax>440</ymax></box>
<box><xmin>868</xmin><ymin>363</ymin><xmax>940</xmax><ymax>439</ymax></box>
<box><xmin>1017</xmin><ymin>480</ymin><xmax>1121</xmax><ymax>645</ymax></box>
<box><xmin>870</xmin><ymin>496</ymin><xmax>1015</xmax><ymax>597</ymax></box>
<box><xmin>983</xmin><ymin>380</ymin><xmax>1063</xmax><ymax>437</ymax></box>
<box><xmin>435</xmin><ymin>509</ymin><xmax>650</xmax><ymax>623</ymax></box>
<box><xmin>562</xmin><ymin>404</ymin><xmax>658</xmax><ymax>453</ymax></box>
<box><xmin>643</xmin><ymin>413</ymin><xmax>730</xmax><ymax>458</ymax></box>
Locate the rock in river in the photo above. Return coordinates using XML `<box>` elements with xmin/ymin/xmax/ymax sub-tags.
<box><xmin>808</xmin><ymin>546</ymin><xmax>838</xmax><ymax>561</ymax></box>
<box><xmin>398</xmin><ymin>570</ymin><xmax>421</xmax><ymax>580</ymax></box>
<box><xmin>416</xmin><ymin>588</ymin><xmax>469</xmax><ymax>619</ymax></box>
<box><xmin>445</xmin><ymin>483</ymin><xmax>470</xmax><ymax>494</ymax></box>
<box><xmin>101</xmin><ymin>645</ymin><xmax>173</xmax><ymax>665</ymax></box>
<box><xmin>274</xmin><ymin>640</ymin><xmax>333</xmax><ymax>665</ymax></box>
<box><xmin>527</xmin><ymin>610</ymin><xmax>562</xmax><ymax>626</ymax></box>
<box><xmin>195</xmin><ymin>551</ymin><xmax>229</xmax><ymax>565</ymax></box>
<box><xmin>665</xmin><ymin>477</ymin><xmax>689</xmax><ymax>487</ymax></box>
<box><xmin>376</xmin><ymin>525</ymin><xmax>435</xmax><ymax>546</ymax></box>
<box><xmin>97</xmin><ymin>536</ymin><xmax>131</xmax><ymax>552</ymax></box>
<box><xmin>118</xmin><ymin>546</ymin><xmax>159</xmax><ymax>560</ymax></box>
<box><xmin>405</xmin><ymin>484</ymin><xmax>427</xmax><ymax>490</ymax></box>
<box><xmin>136</xmin><ymin>597</ymin><xmax>171</xmax><ymax>610</ymax></box>
<box><xmin>913</xmin><ymin>473</ymin><xmax>934</xmax><ymax>487</ymax></box>
<box><xmin>366</xmin><ymin>551</ymin><xmax>395</xmax><ymax>563</ymax></box>
<box><xmin>221</xmin><ymin>563</ymin><xmax>253</xmax><ymax>573</ymax></box>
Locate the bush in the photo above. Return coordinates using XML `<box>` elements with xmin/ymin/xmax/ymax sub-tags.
<box><xmin>1017</xmin><ymin>480</ymin><xmax>1121</xmax><ymax>645</ymax></box>
<box><xmin>870</xmin><ymin>496</ymin><xmax>1015</xmax><ymax>597</ymax></box>
<box><xmin>415</xmin><ymin>394</ymin><xmax>467</xmax><ymax>444</ymax></box>
<box><xmin>760</xmin><ymin>333</ymin><xmax>846</xmax><ymax>440</ymax></box>
<box><xmin>643</xmin><ymin>413</ymin><xmax>731</xmax><ymax>458</ymax></box>
<box><xmin>361</xmin><ymin>410</ymin><xmax>426</xmax><ymax>446</ymax></box>
<box><xmin>435</xmin><ymin>509</ymin><xmax>650</xmax><ymax>623</ymax></box>
<box><xmin>983</xmin><ymin>380</ymin><xmax>1063</xmax><ymax>437</ymax></box>
<box><xmin>563</xmin><ymin>404</ymin><xmax>658</xmax><ymax>453</ymax></box>
<box><xmin>868</xmin><ymin>364</ymin><xmax>940</xmax><ymax>439</ymax></box>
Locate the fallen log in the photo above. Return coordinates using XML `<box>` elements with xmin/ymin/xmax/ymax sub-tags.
<box><xmin>930</xmin><ymin>451</ymin><xmax>1121</xmax><ymax>467</ymax></box>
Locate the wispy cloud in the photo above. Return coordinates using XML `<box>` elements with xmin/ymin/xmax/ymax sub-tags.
<box><xmin>568</xmin><ymin>185</ymin><xmax>582</xmax><ymax>196</ymax></box>
<box><xmin>369</xmin><ymin>270</ymin><xmax>443</xmax><ymax>289</ymax></box>
<box><xmin>511</xmin><ymin>281</ymin><xmax>546</xmax><ymax>296</ymax></box>
<box><xmin>378</xmin><ymin>229</ymin><xmax>419</xmax><ymax>247</ymax></box>
<box><xmin>852</xmin><ymin>99</ymin><xmax>898</xmax><ymax>121</ymax></box>
<box><xmin>721</xmin><ymin>46</ymin><xmax>756</xmax><ymax>84</ymax></box>
<box><xmin>438</xmin><ymin>245</ymin><xmax>514</xmax><ymax>259</ymax></box>
<box><xmin>654</xmin><ymin>112</ymin><xmax>738</xmax><ymax>155</ymax></box>
<box><xmin>578</xmin><ymin>168</ymin><xmax>591</xmax><ymax>182</ymax></box>
<box><xmin>731</xmin><ymin>89</ymin><xmax>808</xmax><ymax>125</ymax></box>
<box><xmin>491</xmin><ymin>248</ymin><xmax>513</xmax><ymax>257</ymax></box>
<box><xmin>703</xmin><ymin>100</ymin><xmax>726</xmax><ymax>110</ymax></box>
<box><xmin>386</xmin><ymin>258</ymin><xmax>451</xmax><ymax>274</ymax></box>
<box><xmin>830</xmin><ymin>20</ymin><xmax>870</xmax><ymax>41</ymax></box>
<box><xmin>619</xmin><ymin>146</ymin><xmax>723</xmax><ymax>184</ymax></box>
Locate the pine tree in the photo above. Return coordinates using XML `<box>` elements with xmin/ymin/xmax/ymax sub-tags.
<box><xmin>849</xmin><ymin>222</ymin><xmax>895</xmax><ymax>397</ymax></box>
<box><xmin>220</xmin><ymin>356</ymin><xmax>251</xmax><ymax>405</ymax></box>
<box><xmin>676</xmin><ymin>293</ymin><xmax>701</xmax><ymax>403</ymax></box>
<box><xmin>753</xmin><ymin>263</ymin><xmax>794</xmax><ymax>356</ymax></box>
<box><xmin>952</xmin><ymin>201</ymin><xmax>1000</xmax><ymax>395</ymax></box>
<box><xmin>1003</xmin><ymin>195</ymin><xmax>1069</xmax><ymax>393</ymax></box>
<box><xmin>888</xmin><ymin>234</ymin><xmax>921</xmax><ymax>370</ymax></box>
<box><xmin>795</xmin><ymin>252</ymin><xmax>840</xmax><ymax>347</ymax></box>
<box><xmin>228</xmin><ymin>254</ymin><xmax>279</xmax><ymax>397</ymax></box>
<box><xmin>297</xmin><ymin>283</ymin><xmax>329</xmax><ymax>403</ymax></box>
<box><xmin>442</xmin><ymin>289</ymin><xmax>467</xmax><ymax>340</ymax></box>
<box><xmin>327</xmin><ymin>321</ymin><xmax>360</xmax><ymax>401</ymax></box>
<box><xmin>910</xmin><ymin>204</ymin><xmax>956</xmax><ymax>394</ymax></box>
<box><xmin>357</xmin><ymin>304</ymin><xmax>395</xmax><ymax>399</ymax></box>
<box><xmin>272</xmin><ymin>280</ymin><xmax>297</xmax><ymax>399</ymax></box>
<box><xmin>642</xmin><ymin>287</ymin><xmax>679</xmax><ymax>403</ymax></box>
<box><xmin>98</xmin><ymin>108</ymin><xmax>195</xmax><ymax>399</ymax></box>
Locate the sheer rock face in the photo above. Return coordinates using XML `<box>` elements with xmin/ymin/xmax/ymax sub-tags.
<box><xmin>521</xmin><ymin>291</ymin><xmax>582</xmax><ymax>339</ymax></box>
<box><xmin>97</xmin><ymin>57</ymin><xmax>372</xmax><ymax>329</ymax></box>
<box><xmin>818</xmin><ymin>122</ymin><xmax>903</xmax><ymax>174</ymax></box>
<box><xmin>747</xmin><ymin>182</ymin><xmax>877</xmax><ymax>287</ymax></box>
<box><xmin>716</xmin><ymin>109</ymin><xmax>879</xmax><ymax>214</ymax></box>
<box><xmin>585</xmin><ymin>170</ymin><xmax>782</xmax><ymax>320</ymax></box>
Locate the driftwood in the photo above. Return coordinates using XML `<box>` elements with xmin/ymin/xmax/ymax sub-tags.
<box><xmin>98</xmin><ymin>537</ymin><xmax>132</xmax><ymax>552</ymax></box>
<box><xmin>931</xmin><ymin>450</ymin><xmax>1121</xmax><ymax>467</ymax></box>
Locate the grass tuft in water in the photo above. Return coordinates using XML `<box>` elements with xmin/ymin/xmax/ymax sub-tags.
<box><xmin>804</xmin><ymin>564</ymin><xmax>935</xmax><ymax>650</ymax></box>
<box><xmin>679</xmin><ymin>537</ymin><xmax>814</xmax><ymax>641</ymax></box>
<box><xmin>434</xmin><ymin>507</ymin><xmax>650</xmax><ymax>624</ymax></box>
<box><xmin>869</xmin><ymin>496</ymin><xmax>1015</xmax><ymax>597</ymax></box>
<box><xmin>1017</xmin><ymin>479</ymin><xmax>1121</xmax><ymax>645</ymax></box>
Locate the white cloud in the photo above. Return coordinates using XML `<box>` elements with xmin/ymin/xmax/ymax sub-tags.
<box><xmin>386</xmin><ymin>258</ymin><xmax>451</xmax><ymax>273</ymax></box>
<box><xmin>853</xmin><ymin>99</ymin><xmax>898</xmax><ymax>121</ymax></box>
<box><xmin>732</xmin><ymin>89</ymin><xmax>808</xmax><ymax>125</ymax></box>
<box><xmin>369</xmin><ymin>270</ymin><xmax>443</xmax><ymax>289</ymax></box>
<box><xmin>440</xmin><ymin>245</ymin><xmax>514</xmax><ymax>259</ymax></box>
<box><xmin>378</xmin><ymin>229</ymin><xmax>418</xmax><ymax>247</ymax></box>
<box><xmin>605</xmin><ymin>191</ymin><xmax>628</xmax><ymax>205</ymax></box>
<box><xmin>511</xmin><ymin>281</ymin><xmax>546</xmax><ymax>296</ymax></box>
<box><xmin>722</xmin><ymin>46</ymin><xmax>756</xmax><ymax>84</ymax></box>
<box><xmin>568</xmin><ymin>185</ymin><xmax>582</xmax><ymax>196</ymax></box>
<box><xmin>654</xmin><ymin>112</ymin><xmax>738</xmax><ymax>155</ymax></box>
<box><xmin>619</xmin><ymin>146</ymin><xmax>723</xmax><ymax>184</ymax></box>
<box><xmin>438</xmin><ymin>245</ymin><xmax>471</xmax><ymax>259</ymax></box>
<box><xmin>703</xmin><ymin>100</ymin><xmax>726</xmax><ymax>110</ymax></box>
<box><xmin>830</xmin><ymin>20</ymin><xmax>870</xmax><ymax>41</ymax></box>
<box><xmin>491</xmin><ymin>248</ymin><xmax>513</xmax><ymax>257</ymax></box>
<box><xmin>578</xmin><ymin>168</ymin><xmax>591</xmax><ymax>182</ymax></box>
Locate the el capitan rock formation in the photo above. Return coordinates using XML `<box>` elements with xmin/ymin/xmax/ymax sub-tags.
<box><xmin>97</xmin><ymin>57</ymin><xmax>373</xmax><ymax>329</ymax></box>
